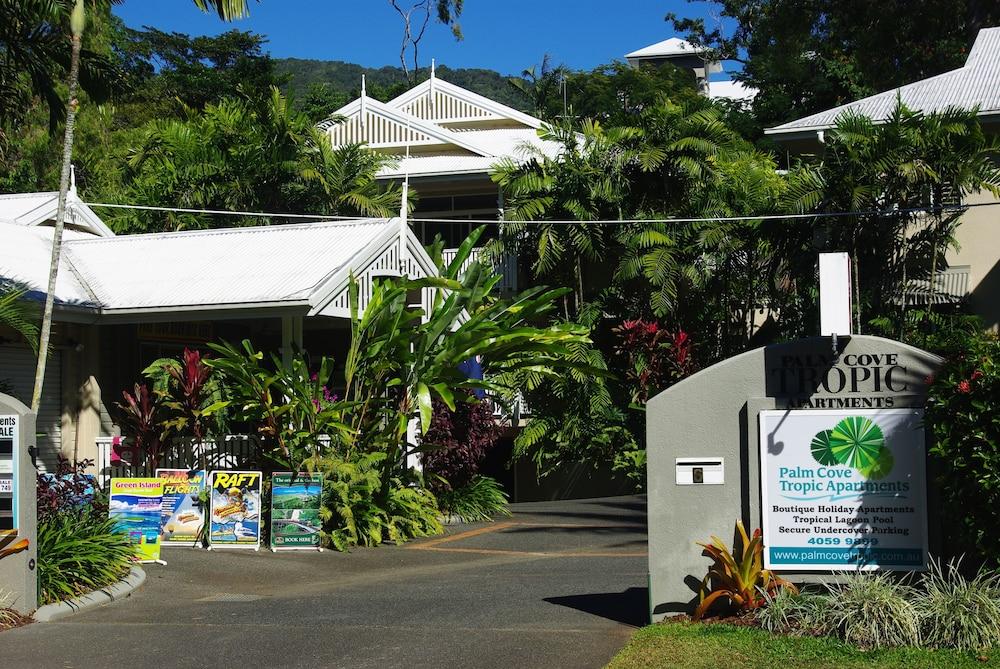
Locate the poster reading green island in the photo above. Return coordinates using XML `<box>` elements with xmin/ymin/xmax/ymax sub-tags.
<box><xmin>156</xmin><ymin>469</ymin><xmax>206</xmax><ymax>546</ymax></box>
<box><xmin>759</xmin><ymin>409</ymin><xmax>928</xmax><ymax>571</ymax></box>
<box><xmin>270</xmin><ymin>472</ymin><xmax>323</xmax><ymax>550</ymax></box>
<box><xmin>109</xmin><ymin>478</ymin><xmax>164</xmax><ymax>563</ymax></box>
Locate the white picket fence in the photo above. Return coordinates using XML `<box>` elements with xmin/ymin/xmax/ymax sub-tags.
<box><xmin>94</xmin><ymin>435</ymin><xmax>262</xmax><ymax>490</ymax></box>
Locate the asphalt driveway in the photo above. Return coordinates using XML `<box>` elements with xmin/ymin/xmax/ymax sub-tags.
<box><xmin>4</xmin><ymin>496</ymin><xmax>648</xmax><ymax>669</ymax></box>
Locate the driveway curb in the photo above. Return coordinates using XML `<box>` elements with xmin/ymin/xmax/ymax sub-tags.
<box><xmin>33</xmin><ymin>566</ymin><xmax>146</xmax><ymax>622</ymax></box>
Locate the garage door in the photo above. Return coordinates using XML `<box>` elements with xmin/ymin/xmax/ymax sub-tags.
<box><xmin>0</xmin><ymin>345</ymin><xmax>61</xmax><ymax>470</ymax></box>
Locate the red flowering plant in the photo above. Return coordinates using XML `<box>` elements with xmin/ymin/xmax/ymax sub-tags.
<box><xmin>925</xmin><ymin>329</ymin><xmax>1000</xmax><ymax>565</ymax></box>
<box><xmin>612</xmin><ymin>318</ymin><xmax>696</xmax><ymax>405</ymax></box>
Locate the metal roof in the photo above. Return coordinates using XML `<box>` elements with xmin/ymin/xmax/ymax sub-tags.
<box><xmin>767</xmin><ymin>27</ymin><xmax>1000</xmax><ymax>137</ymax></box>
<box><xmin>0</xmin><ymin>190</ymin><xmax>115</xmax><ymax>237</ymax></box>
<box><xmin>324</xmin><ymin>75</ymin><xmax>560</xmax><ymax>181</ymax></box>
<box><xmin>625</xmin><ymin>38</ymin><xmax>703</xmax><ymax>60</ymax></box>
<box><xmin>1</xmin><ymin>218</ymin><xmax>440</xmax><ymax>320</ymax></box>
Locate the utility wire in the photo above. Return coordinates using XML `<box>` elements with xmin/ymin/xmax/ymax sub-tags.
<box><xmin>83</xmin><ymin>199</ymin><xmax>1000</xmax><ymax>226</ymax></box>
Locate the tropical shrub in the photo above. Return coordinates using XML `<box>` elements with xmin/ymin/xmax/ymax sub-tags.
<box><xmin>318</xmin><ymin>453</ymin><xmax>442</xmax><ymax>551</ymax></box>
<box><xmin>36</xmin><ymin>456</ymin><xmax>100</xmax><ymax>523</ymax></box>
<box><xmin>694</xmin><ymin>520</ymin><xmax>797</xmax><ymax>620</ymax></box>
<box><xmin>613</xmin><ymin>318</ymin><xmax>695</xmax><ymax>404</ymax></box>
<box><xmin>207</xmin><ymin>340</ymin><xmax>352</xmax><ymax>472</ymax></box>
<box><xmin>436</xmin><ymin>476</ymin><xmax>510</xmax><ymax>523</ymax></box>
<box><xmin>824</xmin><ymin>572</ymin><xmax>920</xmax><ymax>649</ymax></box>
<box><xmin>421</xmin><ymin>394</ymin><xmax>501</xmax><ymax>493</ymax></box>
<box><xmin>115</xmin><ymin>383</ymin><xmax>168</xmax><ymax>469</ymax></box>
<box><xmin>36</xmin><ymin>512</ymin><xmax>135</xmax><ymax>605</ymax></box>
<box><xmin>925</xmin><ymin>329</ymin><xmax>1000</xmax><ymax>565</ymax></box>
<box><xmin>755</xmin><ymin>588</ymin><xmax>834</xmax><ymax>636</ymax></box>
<box><xmin>915</xmin><ymin>559</ymin><xmax>1000</xmax><ymax>650</ymax></box>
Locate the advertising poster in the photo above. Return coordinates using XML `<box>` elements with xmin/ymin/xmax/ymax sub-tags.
<box><xmin>209</xmin><ymin>471</ymin><xmax>261</xmax><ymax>549</ymax></box>
<box><xmin>109</xmin><ymin>478</ymin><xmax>164</xmax><ymax>563</ymax></box>
<box><xmin>759</xmin><ymin>409</ymin><xmax>928</xmax><ymax>571</ymax></box>
<box><xmin>0</xmin><ymin>415</ymin><xmax>18</xmax><ymax>535</ymax></box>
<box><xmin>156</xmin><ymin>469</ymin><xmax>207</xmax><ymax>546</ymax></box>
<box><xmin>270</xmin><ymin>472</ymin><xmax>324</xmax><ymax>550</ymax></box>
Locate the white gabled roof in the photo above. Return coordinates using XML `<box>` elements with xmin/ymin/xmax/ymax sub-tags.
<box><xmin>0</xmin><ymin>190</ymin><xmax>114</xmax><ymax>237</ymax></box>
<box><xmin>0</xmin><ymin>218</ymin><xmax>440</xmax><ymax>320</ymax></box>
<box><xmin>323</xmin><ymin>76</ymin><xmax>561</xmax><ymax>181</ymax></box>
<box><xmin>323</xmin><ymin>96</ymin><xmax>490</xmax><ymax>156</ymax></box>
<box><xmin>767</xmin><ymin>26</ymin><xmax>1000</xmax><ymax>137</ymax></box>
<box><xmin>626</xmin><ymin>37</ymin><xmax>704</xmax><ymax>60</ymax></box>
<box><xmin>389</xmin><ymin>77</ymin><xmax>543</xmax><ymax>129</ymax></box>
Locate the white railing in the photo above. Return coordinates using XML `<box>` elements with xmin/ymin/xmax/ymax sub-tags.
<box><xmin>442</xmin><ymin>247</ymin><xmax>518</xmax><ymax>294</ymax></box>
<box><xmin>902</xmin><ymin>265</ymin><xmax>971</xmax><ymax>304</ymax></box>
<box><xmin>95</xmin><ymin>435</ymin><xmax>262</xmax><ymax>490</ymax></box>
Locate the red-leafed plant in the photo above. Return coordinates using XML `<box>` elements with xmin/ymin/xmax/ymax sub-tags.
<box><xmin>162</xmin><ymin>348</ymin><xmax>219</xmax><ymax>442</ymax></box>
<box><xmin>115</xmin><ymin>383</ymin><xmax>167</xmax><ymax>468</ymax></box>
<box><xmin>421</xmin><ymin>393</ymin><xmax>501</xmax><ymax>493</ymax></box>
<box><xmin>613</xmin><ymin>318</ymin><xmax>695</xmax><ymax>403</ymax></box>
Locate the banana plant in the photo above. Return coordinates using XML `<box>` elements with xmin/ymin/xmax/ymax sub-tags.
<box><xmin>693</xmin><ymin>520</ymin><xmax>798</xmax><ymax>620</ymax></box>
<box><xmin>343</xmin><ymin>226</ymin><xmax>597</xmax><ymax>499</ymax></box>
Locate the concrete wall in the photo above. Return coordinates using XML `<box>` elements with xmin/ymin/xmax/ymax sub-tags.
<box><xmin>949</xmin><ymin>189</ymin><xmax>1000</xmax><ymax>329</ymax></box>
<box><xmin>0</xmin><ymin>393</ymin><xmax>37</xmax><ymax>614</ymax></box>
<box><xmin>646</xmin><ymin>335</ymin><xmax>940</xmax><ymax>621</ymax></box>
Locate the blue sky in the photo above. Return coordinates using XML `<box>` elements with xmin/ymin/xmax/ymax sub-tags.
<box><xmin>113</xmin><ymin>1</ymin><xmax>729</xmax><ymax>75</ymax></box>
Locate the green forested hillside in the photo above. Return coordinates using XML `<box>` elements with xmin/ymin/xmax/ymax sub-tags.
<box><xmin>275</xmin><ymin>58</ymin><xmax>531</xmax><ymax>110</ymax></box>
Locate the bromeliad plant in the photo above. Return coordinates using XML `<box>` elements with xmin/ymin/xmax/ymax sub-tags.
<box><xmin>694</xmin><ymin>520</ymin><xmax>798</xmax><ymax>620</ymax></box>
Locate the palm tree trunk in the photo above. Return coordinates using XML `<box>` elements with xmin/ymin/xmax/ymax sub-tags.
<box><xmin>31</xmin><ymin>1</ymin><xmax>84</xmax><ymax>413</ymax></box>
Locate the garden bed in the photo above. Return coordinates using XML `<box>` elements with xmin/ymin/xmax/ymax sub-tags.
<box><xmin>607</xmin><ymin>621</ymin><xmax>999</xmax><ymax>668</ymax></box>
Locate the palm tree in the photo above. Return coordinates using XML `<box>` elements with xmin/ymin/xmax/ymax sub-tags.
<box><xmin>31</xmin><ymin>0</ymin><xmax>253</xmax><ymax>412</ymax></box>
<box><xmin>0</xmin><ymin>284</ymin><xmax>40</xmax><ymax>353</ymax></box>
<box><xmin>781</xmin><ymin>101</ymin><xmax>1000</xmax><ymax>333</ymax></box>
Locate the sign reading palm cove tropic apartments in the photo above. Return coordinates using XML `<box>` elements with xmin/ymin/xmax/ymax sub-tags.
<box><xmin>760</xmin><ymin>409</ymin><xmax>928</xmax><ymax>571</ymax></box>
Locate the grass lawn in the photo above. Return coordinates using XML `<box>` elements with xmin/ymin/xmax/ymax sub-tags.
<box><xmin>607</xmin><ymin>621</ymin><xmax>1000</xmax><ymax>668</ymax></box>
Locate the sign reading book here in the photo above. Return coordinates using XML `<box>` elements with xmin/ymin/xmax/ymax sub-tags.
<box><xmin>759</xmin><ymin>409</ymin><xmax>928</xmax><ymax>571</ymax></box>
<box><xmin>270</xmin><ymin>472</ymin><xmax>323</xmax><ymax>550</ymax></box>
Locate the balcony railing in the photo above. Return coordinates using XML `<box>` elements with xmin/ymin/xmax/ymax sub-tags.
<box><xmin>902</xmin><ymin>265</ymin><xmax>971</xmax><ymax>304</ymax></box>
<box><xmin>441</xmin><ymin>247</ymin><xmax>518</xmax><ymax>294</ymax></box>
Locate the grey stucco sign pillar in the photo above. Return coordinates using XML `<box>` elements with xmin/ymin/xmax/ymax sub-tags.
<box><xmin>646</xmin><ymin>336</ymin><xmax>941</xmax><ymax>621</ymax></box>
<box><xmin>0</xmin><ymin>392</ymin><xmax>37</xmax><ymax>614</ymax></box>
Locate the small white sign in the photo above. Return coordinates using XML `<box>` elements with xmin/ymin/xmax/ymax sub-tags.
<box><xmin>0</xmin><ymin>478</ymin><xmax>11</xmax><ymax>494</ymax></box>
<box><xmin>759</xmin><ymin>409</ymin><xmax>928</xmax><ymax>571</ymax></box>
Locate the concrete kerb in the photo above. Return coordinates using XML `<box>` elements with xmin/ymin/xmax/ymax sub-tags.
<box><xmin>32</xmin><ymin>566</ymin><xmax>146</xmax><ymax>623</ymax></box>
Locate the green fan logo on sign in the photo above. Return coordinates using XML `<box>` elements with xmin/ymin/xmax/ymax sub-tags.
<box><xmin>810</xmin><ymin>416</ymin><xmax>893</xmax><ymax>480</ymax></box>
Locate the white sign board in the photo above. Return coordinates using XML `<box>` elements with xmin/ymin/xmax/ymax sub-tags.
<box><xmin>759</xmin><ymin>409</ymin><xmax>927</xmax><ymax>571</ymax></box>
<box><xmin>0</xmin><ymin>414</ymin><xmax>18</xmax><ymax>533</ymax></box>
<box><xmin>819</xmin><ymin>252</ymin><xmax>852</xmax><ymax>336</ymax></box>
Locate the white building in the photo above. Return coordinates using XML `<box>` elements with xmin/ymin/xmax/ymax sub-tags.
<box><xmin>766</xmin><ymin>26</ymin><xmax>1000</xmax><ymax>329</ymax></box>
<box><xmin>321</xmin><ymin>66</ymin><xmax>561</xmax><ymax>245</ymax></box>
<box><xmin>0</xmin><ymin>192</ymin><xmax>445</xmax><ymax>472</ymax></box>
<box><xmin>624</xmin><ymin>37</ymin><xmax>756</xmax><ymax>103</ymax></box>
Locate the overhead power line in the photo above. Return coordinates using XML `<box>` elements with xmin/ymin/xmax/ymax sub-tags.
<box><xmin>83</xmin><ymin>199</ymin><xmax>1000</xmax><ymax>226</ymax></box>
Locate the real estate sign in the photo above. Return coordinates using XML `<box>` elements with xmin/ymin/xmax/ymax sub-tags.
<box><xmin>759</xmin><ymin>409</ymin><xmax>928</xmax><ymax>571</ymax></box>
<box><xmin>109</xmin><ymin>478</ymin><xmax>164</xmax><ymax>563</ymax></box>
<box><xmin>0</xmin><ymin>415</ymin><xmax>18</xmax><ymax>534</ymax></box>
<box><xmin>270</xmin><ymin>472</ymin><xmax>323</xmax><ymax>550</ymax></box>
<box><xmin>156</xmin><ymin>468</ymin><xmax>207</xmax><ymax>546</ymax></box>
<box><xmin>209</xmin><ymin>471</ymin><xmax>261</xmax><ymax>549</ymax></box>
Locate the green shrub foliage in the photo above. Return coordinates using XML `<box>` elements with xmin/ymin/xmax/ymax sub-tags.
<box><xmin>916</xmin><ymin>559</ymin><xmax>1000</xmax><ymax>651</ymax></box>
<box><xmin>824</xmin><ymin>573</ymin><xmax>920</xmax><ymax>649</ymax></box>
<box><xmin>36</xmin><ymin>513</ymin><xmax>136</xmax><ymax>605</ymax></box>
<box><xmin>925</xmin><ymin>330</ymin><xmax>1000</xmax><ymax>566</ymax></box>
<box><xmin>318</xmin><ymin>454</ymin><xmax>442</xmax><ymax>551</ymax></box>
<box><xmin>436</xmin><ymin>476</ymin><xmax>510</xmax><ymax>523</ymax></box>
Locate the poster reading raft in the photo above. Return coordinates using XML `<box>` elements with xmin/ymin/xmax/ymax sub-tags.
<box><xmin>209</xmin><ymin>471</ymin><xmax>261</xmax><ymax>548</ymax></box>
<box><xmin>270</xmin><ymin>472</ymin><xmax>323</xmax><ymax>549</ymax></box>
<box><xmin>109</xmin><ymin>478</ymin><xmax>164</xmax><ymax>563</ymax></box>
<box><xmin>759</xmin><ymin>409</ymin><xmax>927</xmax><ymax>571</ymax></box>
